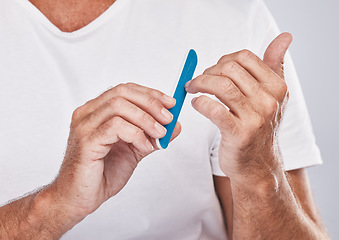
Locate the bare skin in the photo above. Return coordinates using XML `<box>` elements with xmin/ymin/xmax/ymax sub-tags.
<box><xmin>214</xmin><ymin>170</ymin><xmax>328</xmax><ymax>240</ymax></box>
<box><xmin>0</xmin><ymin>82</ymin><xmax>181</xmax><ymax>239</ymax></box>
<box><xmin>28</xmin><ymin>0</ymin><xmax>116</xmax><ymax>32</ymax></box>
<box><xmin>0</xmin><ymin>1</ymin><xmax>329</xmax><ymax>239</ymax></box>
<box><xmin>185</xmin><ymin>34</ymin><xmax>329</xmax><ymax>239</ymax></box>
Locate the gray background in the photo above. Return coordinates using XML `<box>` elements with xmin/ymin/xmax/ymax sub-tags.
<box><xmin>265</xmin><ymin>1</ymin><xmax>339</xmax><ymax>238</ymax></box>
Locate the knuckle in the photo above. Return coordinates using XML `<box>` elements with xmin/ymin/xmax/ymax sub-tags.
<box><xmin>236</xmin><ymin>98</ymin><xmax>247</xmax><ymax>110</ymax></box>
<box><xmin>140</xmin><ymin>111</ymin><xmax>152</xmax><ymax>123</ymax></box>
<box><xmin>222</xmin><ymin>60</ymin><xmax>239</xmax><ymax>74</ymax></box>
<box><xmin>125</xmin><ymin>82</ymin><xmax>136</xmax><ymax>88</ymax></box>
<box><xmin>228</xmin><ymin>90</ymin><xmax>241</xmax><ymax>103</ymax></box>
<box><xmin>108</xmin><ymin>97</ymin><xmax>124</xmax><ymax>109</ymax></box>
<box><xmin>218</xmin><ymin>55</ymin><xmax>228</xmax><ymax>64</ymax></box>
<box><xmin>114</xmin><ymin>83</ymin><xmax>127</xmax><ymax>95</ymax></box>
<box><xmin>237</xmin><ymin>49</ymin><xmax>254</xmax><ymax>62</ymax></box>
<box><xmin>211</xmin><ymin>104</ymin><xmax>226</xmax><ymax>120</ymax></box>
<box><xmin>203</xmin><ymin>66</ymin><xmax>212</xmax><ymax>75</ymax></box>
<box><xmin>134</xmin><ymin>128</ymin><xmax>144</xmax><ymax>139</ymax></box>
<box><xmin>149</xmin><ymin>88</ymin><xmax>163</xmax><ymax>98</ymax></box>
<box><xmin>217</xmin><ymin>78</ymin><xmax>233</xmax><ymax>94</ymax></box>
<box><xmin>111</xmin><ymin>116</ymin><xmax>123</xmax><ymax>128</ymax></box>
<box><xmin>71</xmin><ymin>107</ymin><xmax>82</xmax><ymax>122</ymax></box>
<box><xmin>147</xmin><ymin>96</ymin><xmax>161</xmax><ymax>108</ymax></box>
<box><xmin>218</xmin><ymin>81</ymin><xmax>242</xmax><ymax>103</ymax></box>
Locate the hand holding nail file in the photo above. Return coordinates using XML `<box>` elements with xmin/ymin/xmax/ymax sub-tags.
<box><xmin>156</xmin><ymin>49</ymin><xmax>198</xmax><ymax>149</ymax></box>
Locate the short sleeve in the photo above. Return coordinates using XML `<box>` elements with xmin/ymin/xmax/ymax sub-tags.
<box><xmin>209</xmin><ymin>0</ymin><xmax>322</xmax><ymax>176</ymax></box>
<box><xmin>209</xmin><ymin>129</ymin><xmax>225</xmax><ymax>176</ymax></box>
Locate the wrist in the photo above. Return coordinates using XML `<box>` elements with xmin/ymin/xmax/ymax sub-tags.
<box><xmin>230</xmin><ymin>164</ymin><xmax>289</xmax><ymax>201</ymax></box>
<box><xmin>28</xmin><ymin>184</ymin><xmax>86</xmax><ymax>236</ymax></box>
<box><xmin>225</xmin><ymin>142</ymin><xmax>284</xmax><ymax>187</ymax></box>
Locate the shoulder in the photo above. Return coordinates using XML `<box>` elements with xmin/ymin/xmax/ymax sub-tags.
<box><xmin>147</xmin><ymin>0</ymin><xmax>262</xmax><ymax>15</ymax></box>
<box><xmin>192</xmin><ymin>0</ymin><xmax>260</xmax><ymax>12</ymax></box>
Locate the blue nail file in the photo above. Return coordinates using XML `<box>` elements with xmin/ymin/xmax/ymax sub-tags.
<box><xmin>157</xmin><ymin>49</ymin><xmax>198</xmax><ymax>149</ymax></box>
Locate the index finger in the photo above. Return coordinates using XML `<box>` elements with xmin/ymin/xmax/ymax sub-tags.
<box><xmin>210</xmin><ymin>50</ymin><xmax>286</xmax><ymax>99</ymax></box>
<box><xmin>75</xmin><ymin>83</ymin><xmax>176</xmax><ymax>122</ymax></box>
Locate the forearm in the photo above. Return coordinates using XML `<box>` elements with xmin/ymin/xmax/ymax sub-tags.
<box><xmin>188</xmin><ymin>34</ymin><xmax>328</xmax><ymax>239</ymax></box>
<box><xmin>0</xmin><ymin>185</ymin><xmax>83</xmax><ymax>240</ymax></box>
<box><xmin>230</xmin><ymin>166</ymin><xmax>328</xmax><ymax>240</ymax></box>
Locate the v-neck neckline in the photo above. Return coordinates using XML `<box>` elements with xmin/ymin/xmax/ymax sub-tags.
<box><xmin>14</xmin><ymin>0</ymin><xmax>126</xmax><ymax>38</ymax></box>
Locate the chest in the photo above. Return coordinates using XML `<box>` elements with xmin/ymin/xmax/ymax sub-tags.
<box><xmin>0</xmin><ymin>27</ymin><xmax>219</xmax><ymax>205</ymax></box>
<box><xmin>28</xmin><ymin>0</ymin><xmax>116</xmax><ymax>32</ymax></box>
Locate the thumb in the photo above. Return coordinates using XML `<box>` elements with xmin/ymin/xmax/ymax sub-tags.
<box><xmin>263</xmin><ymin>32</ymin><xmax>293</xmax><ymax>79</ymax></box>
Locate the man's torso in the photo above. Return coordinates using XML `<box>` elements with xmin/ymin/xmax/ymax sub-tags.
<box><xmin>0</xmin><ymin>0</ymin><xmax>322</xmax><ymax>239</ymax></box>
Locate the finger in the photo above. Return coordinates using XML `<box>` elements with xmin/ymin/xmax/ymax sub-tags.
<box><xmin>170</xmin><ymin>121</ymin><xmax>182</xmax><ymax>142</ymax></box>
<box><xmin>215</xmin><ymin>49</ymin><xmax>286</xmax><ymax>99</ymax></box>
<box><xmin>190</xmin><ymin>95</ymin><xmax>237</xmax><ymax>134</ymax></box>
<box><xmin>81</xmin><ymin>97</ymin><xmax>168</xmax><ymax>139</ymax></box>
<box><xmin>150</xmin><ymin>121</ymin><xmax>182</xmax><ymax>150</ymax></box>
<box><xmin>91</xmin><ymin>116</ymin><xmax>154</xmax><ymax>155</ymax></box>
<box><xmin>216</xmin><ymin>50</ymin><xmax>276</xmax><ymax>83</ymax></box>
<box><xmin>127</xmin><ymin>83</ymin><xmax>176</xmax><ymax>109</ymax></box>
<box><xmin>99</xmin><ymin>83</ymin><xmax>176</xmax><ymax>110</ymax></box>
<box><xmin>185</xmin><ymin>75</ymin><xmax>249</xmax><ymax>118</ymax></box>
<box><xmin>263</xmin><ymin>32</ymin><xmax>293</xmax><ymax>78</ymax></box>
<box><xmin>74</xmin><ymin>88</ymin><xmax>174</xmax><ymax>129</ymax></box>
<box><xmin>74</xmin><ymin>83</ymin><xmax>176</xmax><ymax>123</ymax></box>
<box><xmin>202</xmin><ymin>61</ymin><xmax>262</xmax><ymax>98</ymax></box>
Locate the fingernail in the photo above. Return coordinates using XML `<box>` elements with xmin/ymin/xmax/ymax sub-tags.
<box><xmin>146</xmin><ymin>139</ymin><xmax>154</xmax><ymax>151</ymax></box>
<box><xmin>191</xmin><ymin>97</ymin><xmax>197</xmax><ymax>104</ymax></box>
<box><xmin>161</xmin><ymin>108</ymin><xmax>173</xmax><ymax>121</ymax></box>
<box><xmin>155</xmin><ymin>122</ymin><xmax>167</xmax><ymax>136</ymax></box>
<box><xmin>185</xmin><ymin>81</ymin><xmax>191</xmax><ymax>90</ymax></box>
<box><xmin>162</xmin><ymin>94</ymin><xmax>175</xmax><ymax>104</ymax></box>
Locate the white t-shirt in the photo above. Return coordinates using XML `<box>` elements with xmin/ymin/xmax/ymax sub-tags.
<box><xmin>0</xmin><ymin>0</ymin><xmax>322</xmax><ymax>239</ymax></box>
